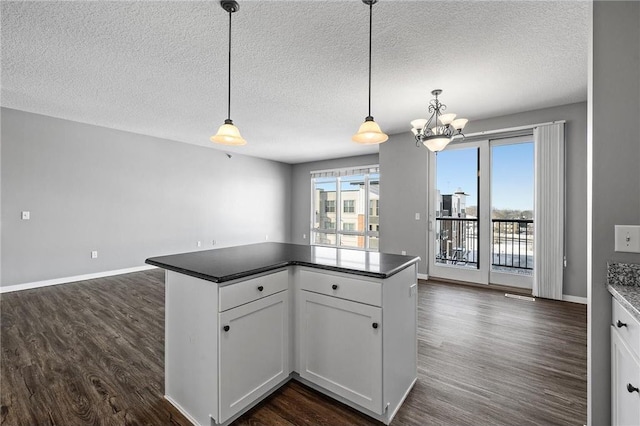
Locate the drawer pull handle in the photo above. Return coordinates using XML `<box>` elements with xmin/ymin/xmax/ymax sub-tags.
<box><xmin>332</xmin><ymin>284</ymin><xmax>338</xmax><ymax>290</ymax></box>
<box><xmin>257</xmin><ymin>285</ymin><xmax>264</xmax><ymax>292</ymax></box>
<box><xmin>223</xmin><ymin>325</ymin><xmax>230</xmax><ymax>332</ymax></box>
<box><xmin>628</xmin><ymin>383</ymin><xmax>639</xmax><ymax>393</ymax></box>
<box><xmin>372</xmin><ymin>322</ymin><xmax>378</xmax><ymax>329</ymax></box>
<box><xmin>617</xmin><ymin>320</ymin><xmax>628</xmax><ymax>328</ymax></box>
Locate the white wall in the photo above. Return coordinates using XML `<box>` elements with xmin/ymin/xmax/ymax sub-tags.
<box><xmin>588</xmin><ymin>2</ymin><xmax>640</xmax><ymax>424</ymax></box>
<box><xmin>1</xmin><ymin>108</ymin><xmax>292</xmax><ymax>287</ymax></box>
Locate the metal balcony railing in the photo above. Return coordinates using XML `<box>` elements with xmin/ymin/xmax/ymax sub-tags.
<box><xmin>491</xmin><ymin>219</ymin><xmax>534</xmax><ymax>270</ymax></box>
<box><xmin>435</xmin><ymin>217</ymin><xmax>479</xmax><ymax>266</ymax></box>
<box><xmin>435</xmin><ymin>217</ymin><xmax>534</xmax><ymax>272</ymax></box>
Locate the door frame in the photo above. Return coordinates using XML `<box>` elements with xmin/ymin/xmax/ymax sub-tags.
<box><xmin>428</xmin><ymin>139</ymin><xmax>490</xmax><ymax>285</ymax></box>
<box><xmin>487</xmin><ymin>136</ymin><xmax>535</xmax><ymax>289</ymax></box>
<box><xmin>427</xmin><ymin>136</ymin><xmax>534</xmax><ymax>289</ymax></box>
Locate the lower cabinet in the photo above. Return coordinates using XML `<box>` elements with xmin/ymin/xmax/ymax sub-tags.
<box><xmin>612</xmin><ymin>326</ymin><xmax>640</xmax><ymax>425</ymax></box>
<box><xmin>165</xmin><ymin>264</ymin><xmax>417</xmax><ymax>425</ymax></box>
<box><xmin>298</xmin><ymin>290</ymin><xmax>383</xmax><ymax>414</ymax></box>
<box><xmin>219</xmin><ymin>291</ymin><xmax>289</xmax><ymax>423</ymax></box>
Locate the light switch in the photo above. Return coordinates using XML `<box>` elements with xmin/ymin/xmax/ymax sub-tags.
<box><xmin>21</xmin><ymin>211</ymin><xmax>30</xmax><ymax>220</ymax></box>
<box><xmin>415</xmin><ymin>213</ymin><xmax>420</xmax><ymax>220</ymax></box>
<box><xmin>615</xmin><ymin>225</ymin><xmax>640</xmax><ymax>253</ymax></box>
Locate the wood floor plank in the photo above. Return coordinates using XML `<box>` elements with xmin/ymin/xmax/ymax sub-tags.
<box><xmin>1</xmin><ymin>270</ymin><xmax>586</xmax><ymax>425</ymax></box>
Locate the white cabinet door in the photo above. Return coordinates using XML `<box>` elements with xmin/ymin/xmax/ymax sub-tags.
<box><xmin>299</xmin><ymin>290</ymin><xmax>383</xmax><ymax>414</ymax></box>
<box><xmin>612</xmin><ymin>326</ymin><xmax>640</xmax><ymax>426</ymax></box>
<box><xmin>219</xmin><ymin>291</ymin><xmax>289</xmax><ymax>423</ymax></box>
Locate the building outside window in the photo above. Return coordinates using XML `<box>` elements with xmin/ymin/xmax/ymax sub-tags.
<box><xmin>311</xmin><ymin>165</ymin><xmax>380</xmax><ymax>251</ymax></box>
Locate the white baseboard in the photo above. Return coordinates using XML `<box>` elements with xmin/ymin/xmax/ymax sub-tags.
<box><xmin>562</xmin><ymin>294</ymin><xmax>588</xmax><ymax>305</ymax></box>
<box><xmin>417</xmin><ymin>273</ymin><xmax>429</xmax><ymax>281</ymax></box>
<box><xmin>0</xmin><ymin>265</ymin><xmax>157</xmax><ymax>294</ymax></box>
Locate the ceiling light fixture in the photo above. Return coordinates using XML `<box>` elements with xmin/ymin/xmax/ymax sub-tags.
<box><xmin>211</xmin><ymin>1</ymin><xmax>246</xmax><ymax>146</ymax></box>
<box><xmin>411</xmin><ymin>89</ymin><xmax>468</xmax><ymax>152</ymax></box>
<box><xmin>352</xmin><ymin>0</ymin><xmax>388</xmax><ymax>145</ymax></box>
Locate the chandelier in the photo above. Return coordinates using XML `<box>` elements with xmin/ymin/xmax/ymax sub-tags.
<box><xmin>410</xmin><ymin>89</ymin><xmax>468</xmax><ymax>152</ymax></box>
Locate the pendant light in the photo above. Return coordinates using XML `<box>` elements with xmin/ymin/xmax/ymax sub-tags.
<box><xmin>352</xmin><ymin>0</ymin><xmax>388</xmax><ymax>144</ymax></box>
<box><xmin>211</xmin><ymin>1</ymin><xmax>246</xmax><ymax>146</ymax></box>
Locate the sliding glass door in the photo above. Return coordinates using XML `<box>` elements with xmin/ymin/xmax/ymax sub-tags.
<box><xmin>428</xmin><ymin>136</ymin><xmax>534</xmax><ymax>289</ymax></box>
<box><xmin>489</xmin><ymin>137</ymin><xmax>534</xmax><ymax>288</ymax></box>
<box><xmin>429</xmin><ymin>140</ymin><xmax>490</xmax><ymax>284</ymax></box>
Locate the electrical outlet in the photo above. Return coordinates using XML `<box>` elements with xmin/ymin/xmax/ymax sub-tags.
<box><xmin>265</xmin><ymin>234</ymin><xmax>269</xmax><ymax>241</ymax></box>
<box><xmin>91</xmin><ymin>251</ymin><xmax>98</xmax><ymax>259</ymax></box>
<box><xmin>303</xmin><ymin>234</ymin><xmax>307</xmax><ymax>239</ymax></box>
<box><xmin>401</xmin><ymin>250</ymin><xmax>407</xmax><ymax>255</ymax></box>
<box><xmin>21</xmin><ymin>211</ymin><xmax>30</xmax><ymax>220</ymax></box>
<box><xmin>415</xmin><ymin>213</ymin><xmax>420</xmax><ymax>220</ymax></box>
<box><xmin>197</xmin><ymin>241</ymin><xmax>202</xmax><ymax>248</ymax></box>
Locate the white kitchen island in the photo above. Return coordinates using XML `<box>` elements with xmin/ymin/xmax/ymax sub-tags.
<box><xmin>146</xmin><ymin>242</ymin><xmax>420</xmax><ymax>426</ymax></box>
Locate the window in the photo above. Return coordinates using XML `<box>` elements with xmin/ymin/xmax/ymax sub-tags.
<box><xmin>343</xmin><ymin>200</ymin><xmax>355</xmax><ymax>213</ymax></box>
<box><xmin>369</xmin><ymin>200</ymin><xmax>379</xmax><ymax>216</ymax></box>
<box><xmin>311</xmin><ymin>165</ymin><xmax>380</xmax><ymax>251</ymax></box>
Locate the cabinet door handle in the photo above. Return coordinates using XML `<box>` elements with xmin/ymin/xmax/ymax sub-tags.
<box><xmin>628</xmin><ymin>383</ymin><xmax>639</xmax><ymax>393</ymax></box>
<box><xmin>223</xmin><ymin>325</ymin><xmax>230</xmax><ymax>332</ymax></box>
<box><xmin>617</xmin><ymin>320</ymin><xmax>628</xmax><ymax>328</ymax></box>
<box><xmin>332</xmin><ymin>284</ymin><xmax>338</xmax><ymax>290</ymax></box>
<box><xmin>372</xmin><ymin>322</ymin><xmax>378</xmax><ymax>329</ymax></box>
<box><xmin>257</xmin><ymin>285</ymin><xmax>264</xmax><ymax>292</ymax></box>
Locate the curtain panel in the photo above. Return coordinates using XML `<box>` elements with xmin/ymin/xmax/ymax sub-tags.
<box><xmin>533</xmin><ymin>122</ymin><xmax>565</xmax><ymax>300</ymax></box>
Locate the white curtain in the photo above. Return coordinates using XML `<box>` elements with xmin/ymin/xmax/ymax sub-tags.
<box><xmin>533</xmin><ymin>123</ymin><xmax>565</xmax><ymax>299</ymax></box>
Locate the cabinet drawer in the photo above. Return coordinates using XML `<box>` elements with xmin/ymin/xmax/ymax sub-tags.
<box><xmin>219</xmin><ymin>270</ymin><xmax>288</xmax><ymax>312</ymax></box>
<box><xmin>613</xmin><ymin>298</ymin><xmax>640</xmax><ymax>359</ymax></box>
<box><xmin>299</xmin><ymin>269</ymin><xmax>381</xmax><ymax>307</ymax></box>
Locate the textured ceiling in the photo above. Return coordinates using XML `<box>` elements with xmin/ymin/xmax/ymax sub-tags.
<box><xmin>1</xmin><ymin>1</ymin><xmax>590</xmax><ymax>164</ymax></box>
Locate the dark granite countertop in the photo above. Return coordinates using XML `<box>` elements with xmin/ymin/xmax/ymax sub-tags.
<box><xmin>608</xmin><ymin>284</ymin><xmax>640</xmax><ymax>323</ymax></box>
<box><xmin>146</xmin><ymin>242</ymin><xmax>420</xmax><ymax>284</ymax></box>
<box><xmin>607</xmin><ymin>262</ymin><xmax>640</xmax><ymax>322</ymax></box>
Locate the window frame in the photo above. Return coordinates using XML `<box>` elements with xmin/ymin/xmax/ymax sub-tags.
<box><xmin>310</xmin><ymin>165</ymin><xmax>380</xmax><ymax>252</ymax></box>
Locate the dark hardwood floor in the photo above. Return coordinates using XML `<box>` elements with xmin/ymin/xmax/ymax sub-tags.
<box><xmin>1</xmin><ymin>269</ymin><xmax>586</xmax><ymax>426</ymax></box>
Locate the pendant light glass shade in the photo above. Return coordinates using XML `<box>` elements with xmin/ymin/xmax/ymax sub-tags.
<box><xmin>439</xmin><ymin>113</ymin><xmax>457</xmax><ymax>125</ymax></box>
<box><xmin>423</xmin><ymin>136</ymin><xmax>451</xmax><ymax>152</ymax></box>
<box><xmin>451</xmin><ymin>118</ymin><xmax>469</xmax><ymax>132</ymax></box>
<box><xmin>352</xmin><ymin>116</ymin><xmax>389</xmax><ymax>144</ymax></box>
<box><xmin>211</xmin><ymin>119</ymin><xmax>246</xmax><ymax>145</ymax></box>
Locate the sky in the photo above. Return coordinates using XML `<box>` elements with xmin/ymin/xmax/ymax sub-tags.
<box><xmin>436</xmin><ymin>142</ymin><xmax>534</xmax><ymax>211</ymax></box>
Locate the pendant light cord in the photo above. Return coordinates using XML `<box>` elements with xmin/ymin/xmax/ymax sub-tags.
<box><xmin>227</xmin><ymin>9</ymin><xmax>232</xmax><ymax>121</ymax></box>
<box><xmin>368</xmin><ymin>0</ymin><xmax>372</xmax><ymax>118</ymax></box>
